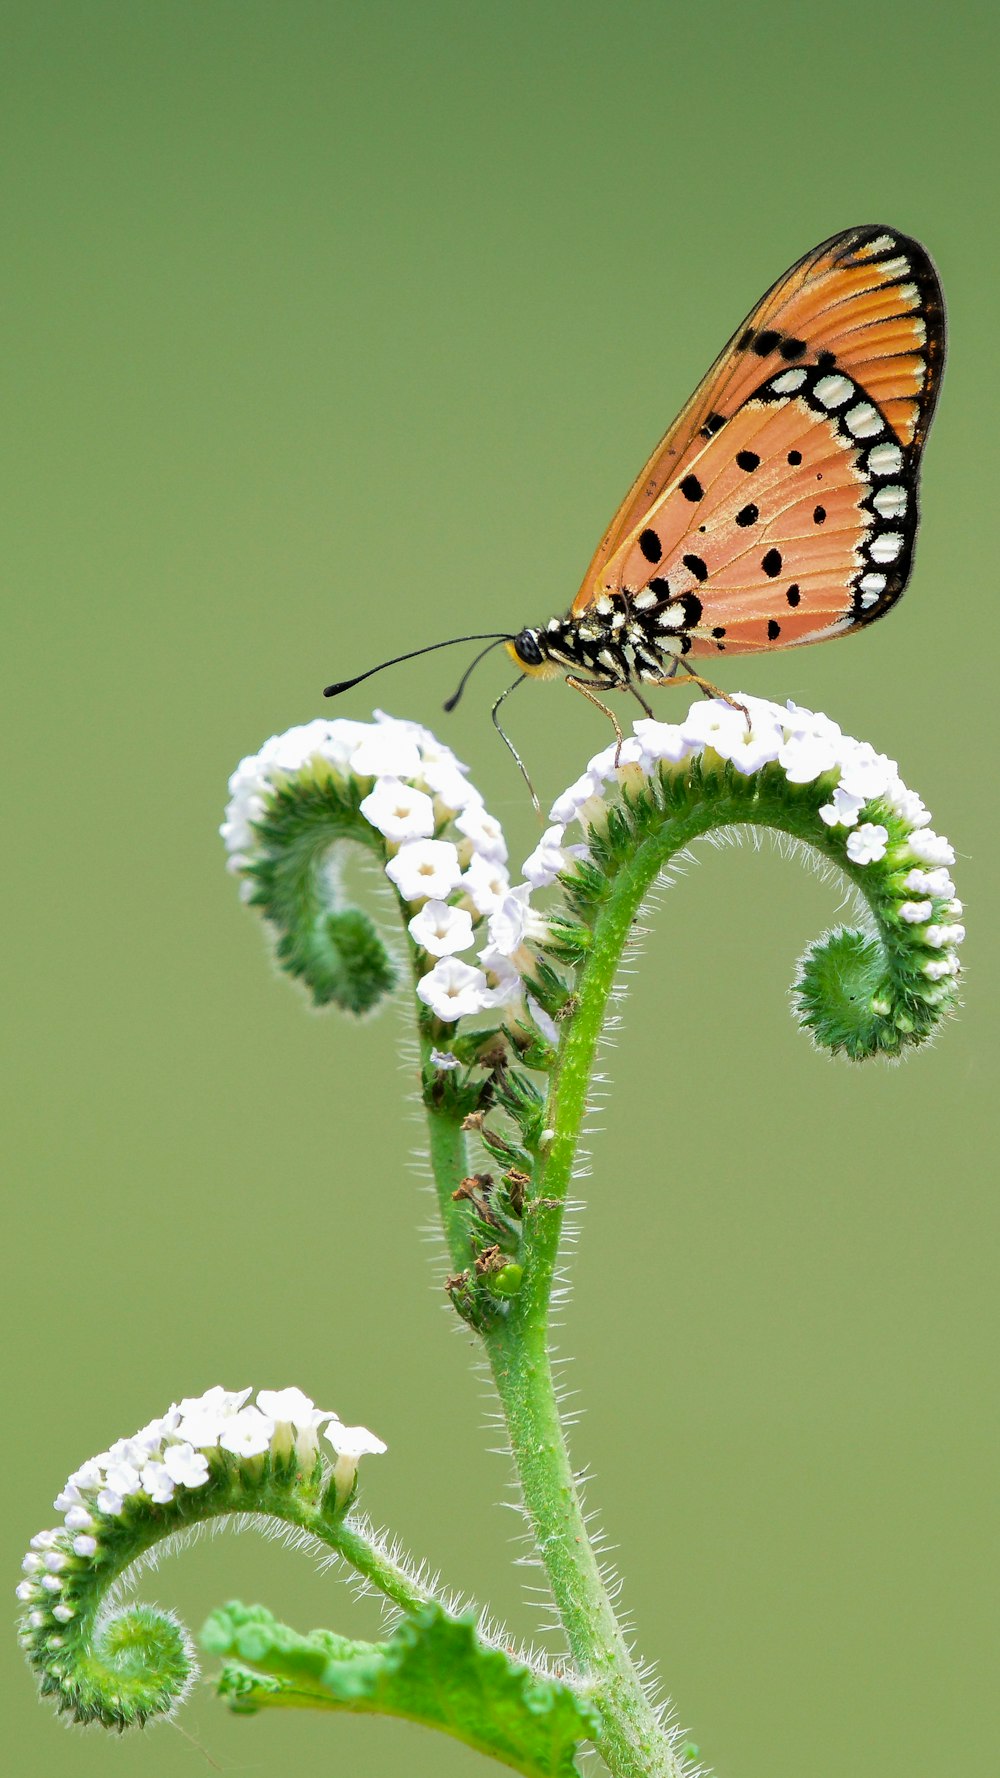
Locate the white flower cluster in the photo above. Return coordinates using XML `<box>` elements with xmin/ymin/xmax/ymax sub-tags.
<box><xmin>222</xmin><ymin>711</ymin><xmax>553</xmax><ymax>1028</ymax></box>
<box><xmin>17</xmin><ymin>1387</ymin><xmax>385</xmax><ymax>1630</ymax></box>
<box><xmin>529</xmin><ymin>695</ymin><xmax>964</xmax><ymax>989</ymax></box>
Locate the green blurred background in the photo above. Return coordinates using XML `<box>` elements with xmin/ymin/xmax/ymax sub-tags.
<box><xmin>5</xmin><ymin>3</ymin><xmax>997</xmax><ymax>1774</ymax></box>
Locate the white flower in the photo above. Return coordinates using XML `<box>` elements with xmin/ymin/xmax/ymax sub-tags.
<box><xmin>455</xmin><ymin>804</ymin><xmax>508</xmax><ymax>863</ymax></box>
<box><xmin>782</xmin><ymin>701</ymin><xmax>844</xmax><ymax>745</ymax></box>
<box><xmin>884</xmin><ymin>780</ymin><xmax>931</xmax><ymax>827</ymax></box>
<box><xmin>348</xmin><ymin>726</ymin><xmax>423</xmax><ymax>780</ymax></box>
<box><xmin>680</xmin><ymin>699</ymin><xmax>744</xmax><ymax>752</ymax></box>
<box><xmin>721</xmin><ymin>714</ymin><xmax>784</xmax><ymax>775</ymax></box>
<box><xmin>255</xmin><ymin>1387</ymin><xmax>322</xmax><ymax>1427</ymax></box>
<box><xmin>218</xmin><ymin>1406</ymin><xmax>275</xmax><ymax>1459</ymax></box>
<box><xmin>386</xmin><ymin>838</ymin><xmax>464</xmax><ymax>902</ymax></box>
<box><xmin>487</xmin><ymin>886</ymin><xmax>532</xmax><ymax>957</ymax></box>
<box><xmin>324</xmin><ymin>1420</ymin><xmax>388</xmax><ymax>1460</ymax></box>
<box><xmin>429</xmin><ymin>1047</ymin><xmax>460</xmax><ymax>1070</ymax></box>
<box><xmin>778</xmin><ymin>728</ymin><xmax>842</xmax><ymax>783</ymax></box>
<box><xmin>103</xmin><ymin>1461</ymin><xmax>142</xmax><ymax>1499</ymax></box>
<box><xmin>178</xmin><ymin>1386</ymin><xmax>252</xmax><ymax>1418</ymax></box>
<box><xmin>527</xmin><ymin>993</ymin><xmax>559</xmax><ymax>1046</ymax></box>
<box><xmin>420</xmin><ymin>757</ymin><xmax>482</xmax><ymax>812</ymax></box>
<box><xmin>924</xmin><ymin>955</ymin><xmax>960</xmax><ymax>980</ymax></box>
<box><xmin>587</xmin><ymin>736</ymin><xmax>647</xmax><ymax>782</ymax></box>
<box><xmin>174</xmin><ymin>1405</ymin><xmax>224</xmax><ymax>1448</ymax></box>
<box><xmin>924</xmin><ymin>923</ymin><xmax>965</xmax><ymax>948</ymax></box>
<box><xmin>359</xmin><ymin>777</ymin><xmax>436</xmax><ymax>843</ymax></box>
<box><xmin>819</xmin><ymin>786</ymin><xmax>866</xmax><ymax>828</ymax></box>
<box><xmin>52</xmin><ymin>1604</ymin><xmax>76</xmax><ymax>1623</ymax></box>
<box><xmin>522</xmin><ymin>825</ymin><xmax>571</xmax><ymax>889</ymax></box>
<box><xmin>96</xmin><ymin>1488</ymin><xmax>123</xmax><ymax>1516</ymax></box>
<box><xmin>836</xmin><ymin>741</ymin><xmax>896</xmax><ymax>800</ymax></box>
<box><xmin>408</xmin><ymin>899</ymin><xmax>476</xmax><ymax>956</ymax></box>
<box><xmin>478</xmin><ymin>944</ymin><xmax>523</xmax><ymax>1008</ymax></box>
<box><xmin>898</xmin><ymin>900</ymin><xmax>933</xmax><ymax>923</ymax></box>
<box><xmin>416</xmin><ymin>956</ymin><xmax>490</xmax><ymax>1021</ymax></box>
<box><xmin>255</xmin><ymin>1387</ymin><xmax>330</xmax><ymax>1466</ymax></box>
<box><xmin>460</xmin><ymin>851</ymin><xmax>511</xmax><ymax>915</ymax></box>
<box><xmin>631</xmin><ymin>718</ymin><xmax>693</xmax><ymax>764</ymax></box>
<box><xmin>846</xmin><ymin>823</ymin><xmax>889</xmax><ymax>865</ymax></box>
<box><xmin>161</xmin><ymin>1443</ymin><xmax>211</xmax><ymax>1489</ymax></box>
<box><xmin>549</xmin><ymin>771</ymin><xmax>602</xmax><ymax>826</ymax></box>
<box><xmin>72</xmin><ymin>1535</ymin><xmax>97</xmax><ymax>1557</ymax></box>
<box><xmin>906</xmin><ymin>830</ymin><xmax>956</xmax><ymax>867</ymax></box>
<box><xmin>324</xmin><ymin>1418</ymin><xmax>387</xmax><ymax>1504</ymax></box>
<box><xmin>66</xmin><ymin>1460</ymin><xmax>103</xmax><ymax>1494</ymax></box>
<box><xmin>681</xmin><ymin>698</ymin><xmax>784</xmax><ymax>774</ymax></box>
<box><xmin>140</xmin><ymin>1462</ymin><xmax>175</xmax><ymax>1504</ymax></box>
<box><xmin>903</xmin><ymin>866</ymin><xmax>956</xmax><ymax>897</ymax></box>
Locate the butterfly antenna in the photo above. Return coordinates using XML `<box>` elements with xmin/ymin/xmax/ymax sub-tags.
<box><xmin>323</xmin><ymin>634</ymin><xmax>512</xmax><ymax>699</ymax></box>
<box><xmin>491</xmin><ymin>674</ymin><xmax>541</xmax><ymax>817</ymax></box>
<box><xmin>443</xmin><ymin>637</ymin><xmax>509</xmax><ymax>712</ymax></box>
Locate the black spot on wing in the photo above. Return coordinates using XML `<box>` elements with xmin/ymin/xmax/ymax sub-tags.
<box><xmin>767</xmin><ymin>619</ymin><xmax>781</xmax><ymax>640</ymax></box>
<box><xmin>735</xmin><ymin>503</ymin><xmax>759</xmax><ymax>528</ymax></box>
<box><xmin>639</xmin><ymin>529</ymin><xmax>662</xmax><ymax>563</ymax></box>
<box><xmin>736</xmin><ymin>450</ymin><xmax>760</xmax><ymax>472</ymax></box>
<box><xmin>682</xmin><ymin>553</ymin><xmax>708</xmax><ymax>582</ymax></box>
<box><xmin>679</xmin><ymin>474</ymin><xmax>704</xmax><ymax>502</ymax></box>
<box><xmin>762</xmin><ymin>549</ymin><xmax>782</xmax><ymax>578</ymax></box>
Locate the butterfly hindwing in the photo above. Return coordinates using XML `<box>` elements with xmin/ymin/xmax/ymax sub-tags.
<box><xmin>615</xmin><ymin>363</ymin><xmax>918</xmax><ymax>656</ymax></box>
<box><xmin>573</xmin><ymin>225</ymin><xmax>943</xmax><ymax>618</ymax></box>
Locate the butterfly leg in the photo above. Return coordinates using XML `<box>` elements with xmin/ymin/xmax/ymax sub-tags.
<box><xmin>565</xmin><ymin>675</ymin><xmax>626</xmax><ymax>761</ymax></box>
<box><xmin>648</xmin><ymin>669</ymin><xmax>751</xmax><ymax>729</ymax></box>
<box><xmin>627</xmin><ymin>683</ymin><xmax>656</xmax><ymax>719</ymax></box>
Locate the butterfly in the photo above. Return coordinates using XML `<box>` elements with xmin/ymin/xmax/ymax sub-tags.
<box><xmin>326</xmin><ymin>224</ymin><xmax>944</xmax><ymax>739</ymax></box>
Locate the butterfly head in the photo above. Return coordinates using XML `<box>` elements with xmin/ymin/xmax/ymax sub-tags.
<box><xmin>506</xmin><ymin>628</ymin><xmax>561</xmax><ymax>679</ymax></box>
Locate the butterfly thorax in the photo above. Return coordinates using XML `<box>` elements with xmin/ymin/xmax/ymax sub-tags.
<box><xmin>508</xmin><ymin>593</ymin><xmax>692</xmax><ymax>687</ymax></box>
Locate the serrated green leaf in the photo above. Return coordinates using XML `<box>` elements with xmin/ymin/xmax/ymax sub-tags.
<box><xmin>204</xmin><ymin>1600</ymin><xmax>597</xmax><ymax>1775</ymax></box>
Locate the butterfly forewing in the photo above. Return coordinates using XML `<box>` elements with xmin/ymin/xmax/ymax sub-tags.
<box><xmin>612</xmin><ymin>364</ymin><xmax>918</xmax><ymax>655</ymax></box>
<box><xmin>572</xmin><ymin>224</ymin><xmax>943</xmax><ymax>621</ymax></box>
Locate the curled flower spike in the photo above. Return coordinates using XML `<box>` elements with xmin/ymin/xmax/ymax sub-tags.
<box><xmin>530</xmin><ymin>695</ymin><xmax>963</xmax><ymax>1060</ymax></box>
<box><xmin>222</xmin><ymin>711</ymin><xmax>553</xmax><ymax>1029</ymax></box>
<box><xmin>17</xmin><ymin>1386</ymin><xmax>385</xmax><ymax>1728</ymax></box>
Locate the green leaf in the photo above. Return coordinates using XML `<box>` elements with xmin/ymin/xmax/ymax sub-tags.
<box><xmin>203</xmin><ymin>1600</ymin><xmax>597</xmax><ymax>1775</ymax></box>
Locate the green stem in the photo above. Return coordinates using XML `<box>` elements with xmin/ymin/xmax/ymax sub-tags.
<box><xmin>330</xmin><ymin>1514</ymin><xmax>439</xmax><ymax>1616</ymax></box>
<box><xmin>479</xmin><ymin>837</ymin><xmax>692</xmax><ymax>1776</ymax></box>
<box><xmin>421</xmin><ymin>767</ymin><xmax>954</xmax><ymax>1773</ymax></box>
<box><xmin>474</xmin><ymin>791</ymin><xmax>898</xmax><ymax>1775</ymax></box>
<box><xmin>420</xmin><ymin>1034</ymin><xmax>475</xmax><ymax>1274</ymax></box>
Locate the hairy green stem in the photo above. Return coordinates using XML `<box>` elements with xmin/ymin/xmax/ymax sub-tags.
<box><xmin>456</xmin><ymin>790</ymin><xmax>911</xmax><ymax>1775</ymax></box>
<box><xmin>478</xmin><ymin>841</ymin><xmax>691</xmax><ymax>1776</ymax></box>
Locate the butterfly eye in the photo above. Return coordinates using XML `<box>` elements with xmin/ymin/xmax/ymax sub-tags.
<box><xmin>513</xmin><ymin>629</ymin><xmax>543</xmax><ymax>666</ymax></box>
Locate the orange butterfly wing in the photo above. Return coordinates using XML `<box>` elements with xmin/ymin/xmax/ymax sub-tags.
<box><xmin>572</xmin><ymin>225</ymin><xmax>944</xmax><ymax>621</ymax></box>
<box><xmin>614</xmin><ymin>364</ymin><xmax>918</xmax><ymax>655</ymax></box>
